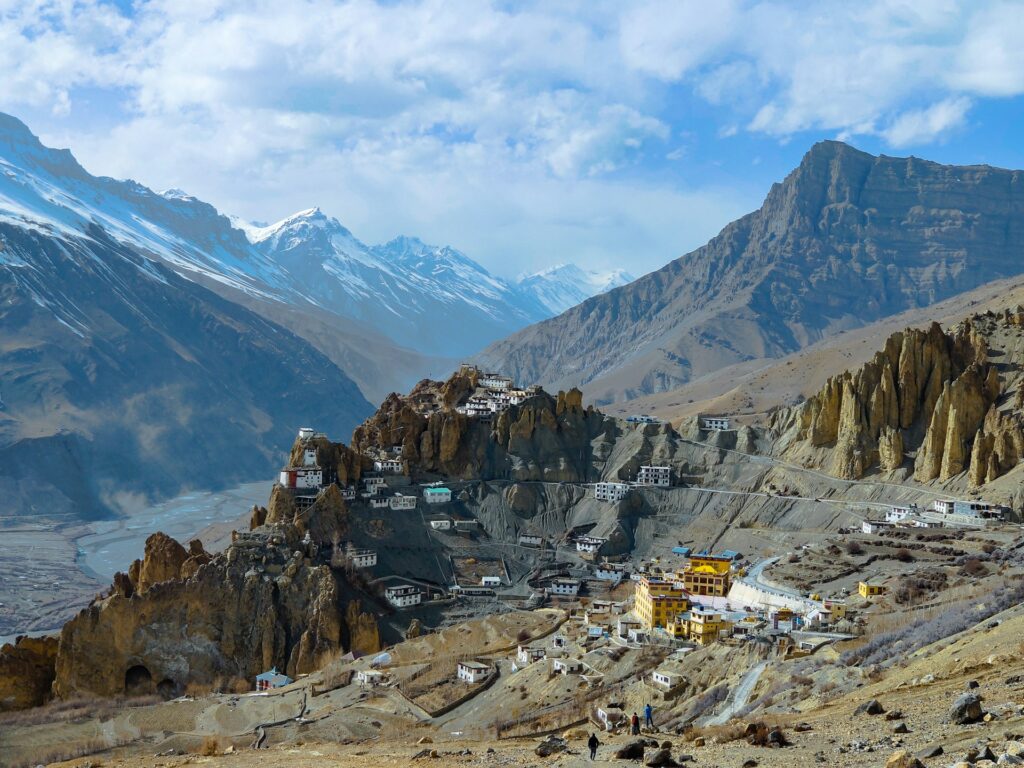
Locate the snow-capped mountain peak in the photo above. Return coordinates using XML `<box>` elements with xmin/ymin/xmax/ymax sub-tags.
<box><xmin>516</xmin><ymin>262</ymin><xmax>635</xmax><ymax>316</ymax></box>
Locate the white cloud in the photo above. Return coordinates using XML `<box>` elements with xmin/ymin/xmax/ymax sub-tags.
<box><xmin>881</xmin><ymin>96</ymin><xmax>972</xmax><ymax>147</ymax></box>
<box><xmin>1</xmin><ymin>0</ymin><xmax>1024</xmax><ymax>277</ymax></box>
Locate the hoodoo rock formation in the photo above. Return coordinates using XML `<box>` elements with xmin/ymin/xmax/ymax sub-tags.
<box><xmin>0</xmin><ymin>635</ymin><xmax>58</xmax><ymax>712</ymax></box>
<box><xmin>771</xmin><ymin>311</ymin><xmax>1024</xmax><ymax>487</ymax></box>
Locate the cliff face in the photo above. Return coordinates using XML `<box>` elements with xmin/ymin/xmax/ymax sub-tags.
<box><xmin>479</xmin><ymin>141</ymin><xmax>1024</xmax><ymax>405</ymax></box>
<box><xmin>0</xmin><ymin>635</ymin><xmax>58</xmax><ymax>711</ymax></box>
<box><xmin>771</xmin><ymin>310</ymin><xmax>1024</xmax><ymax>486</ymax></box>
<box><xmin>351</xmin><ymin>372</ymin><xmax>614</xmax><ymax>482</ymax></box>
<box><xmin>50</xmin><ymin>494</ymin><xmax>379</xmax><ymax>701</ymax></box>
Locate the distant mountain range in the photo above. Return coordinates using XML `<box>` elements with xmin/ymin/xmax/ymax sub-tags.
<box><xmin>0</xmin><ymin>112</ymin><xmax>630</xmax><ymax>519</ymax></box>
<box><xmin>479</xmin><ymin>141</ymin><xmax>1024</xmax><ymax>404</ymax></box>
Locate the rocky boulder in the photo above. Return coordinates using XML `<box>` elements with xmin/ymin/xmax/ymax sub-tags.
<box><xmin>950</xmin><ymin>692</ymin><xmax>984</xmax><ymax>724</ymax></box>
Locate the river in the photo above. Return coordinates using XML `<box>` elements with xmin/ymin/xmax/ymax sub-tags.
<box><xmin>74</xmin><ymin>480</ymin><xmax>271</xmax><ymax>582</ymax></box>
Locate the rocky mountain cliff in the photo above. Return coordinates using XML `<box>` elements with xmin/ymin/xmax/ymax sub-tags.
<box><xmin>48</xmin><ymin>495</ymin><xmax>380</xmax><ymax>703</ymax></box>
<box><xmin>0</xmin><ymin>220</ymin><xmax>372</xmax><ymax>521</ymax></box>
<box><xmin>769</xmin><ymin>309</ymin><xmax>1024</xmax><ymax>506</ymax></box>
<box><xmin>479</xmin><ymin>141</ymin><xmax>1024</xmax><ymax>404</ymax></box>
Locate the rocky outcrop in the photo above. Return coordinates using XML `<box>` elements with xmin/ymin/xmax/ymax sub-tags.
<box><xmin>0</xmin><ymin>635</ymin><xmax>58</xmax><ymax>711</ymax></box>
<box><xmin>51</xmin><ymin>496</ymin><xmax>380</xmax><ymax>700</ymax></box>
<box><xmin>351</xmin><ymin>372</ymin><xmax>615</xmax><ymax>483</ymax></box>
<box><xmin>771</xmin><ymin>317</ymin><xmax>1009</xmax><ymax>482</ymax></box>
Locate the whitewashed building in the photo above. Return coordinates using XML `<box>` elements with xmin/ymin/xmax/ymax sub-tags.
<box><xmin>356</xmin><ymin>669</ymin><xmax>385</xmax><ymax>687</ymax></box>
<box><xmin>369</xmin><ymin>496</ymin><xmax>390</xmax><ymax>509</ymax></box>
<box><xmin>429</xmin><ymin>517</ymin><xmax>452</xmax><ymax>531</ymax></box>
<box><xmin>279</xmin><ymin>466</ymin><xmax>323</xmax><ymax>490</ymax></box>
<box><xmin>886</xmin><ymin>505</ymin><xmax>915</xmax><ymax>522</ymax></box>
<box><xmin>346</xmin><ymin>549</ymin><xmax>378</xmax><ymax>568</ymax></box>
<box><xmin>385</xmin><ymin>584</ymin><xmax>422</xmax><ymax>608</ymax></box>
<box><xmin>423</xmin><ymin>487</ymin><xmax>452</xmax><ymax>504</ymax></box>
<box><xmin>700</xmin><ymin>416</ymin><xmax>731</xmax><ymax>431</ymax></box>
<box><xmin>594</xmin><ymin>482</ymin><xmax>630</xmax><ymax>503</ymax></box>
<box><xmin>651</xmin><ymin>669</ymin><xmax>683</xmax><ymax>690</ymax></box>
<box><xmin>374</xmin><ymin>458</ymin><xmax>404</xmax><ymax>474</ymax></box>
<box><xmin>552</xmin><ymin>658</ymin><xmax>582</xmax><ymax>675</ymax></box>
<box><xmin>457</xmin><ymin>660</ymin><xmax>492</xmax><ymax>684</ymax></box>
<box><xmin>637</xmin><ymin>465</ymin><xmax>671</xmax><ymax>486</ymax></box>
<box><xmin>363</xmin><ymin>475</ymin><xmax>386</xmax><ymax>493</ymax></box>
<box><xmin>389</xmin><ymin>493</ymin><xmax>417</xmax><ymax>511</ymax></box>
<box><xmin>575</xmin><ymin>536</ymin><xmax>606</xmax><ymax>554</ymax></box>
<box><xmin>516</xmin><ymin>645</ymin><xmax>546</xmax><ymax>665</ymax></box>
<box><xmin>480</xmin><ymin>576</ymin><xmax>502</xmax><ymax>587</ymax></box>
<box><xmin>298</xmin><ymin>427</ymin><xmax>316</xmax><ymax>441</ymax></box>
<box><xmin>479</xmin><ymin>374</ymin><xmax>513</xmax><ymax>390</ymax></box>
<box><xmin>548</xmin><ymin>578</ymin><xmax>581</xmax><ymax>597</ymax></box>
<box><xmin>862</xmin><ymin>520</ymin><xmax>895</xmax><ymax>534</ymax></box>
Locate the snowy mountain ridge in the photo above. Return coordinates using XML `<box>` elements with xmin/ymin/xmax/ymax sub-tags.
<box><xmin>0</xmin><ymin>112</ymin><xmax>635</xmax><ymax>358</ymax></box>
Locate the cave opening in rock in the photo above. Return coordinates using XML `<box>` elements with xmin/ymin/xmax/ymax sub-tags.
<box><xmin>124</xmin><ymin>664</ymin><xmax>153</xmax><ymax>695</ymax></box>
<box><xmin>156</xmin><ymin>678</ymin><xmax>178</xmax><ymax>700</ymax></box>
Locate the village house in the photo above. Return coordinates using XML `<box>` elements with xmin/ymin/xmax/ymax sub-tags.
<box><xmin>346</xmin><ymin>548</ymin><xmax>377</xmax><ymax>569</ymax></box>
<box><xmin>518</xmin><ymin>533</ymin><xmax>544</xmax><ymax>548</ymax></box>
<box><xmin>363</xmin><ymin>475</ymin><xmax>386</xmax><ymax>494</ymax></box>
<box><xmin>255</xmin><ymin>667</ymin><xmax>293</xmax><ymax>691</ymax></box>
<box><xmin>575</xmin><ymin>536</ymin><xmax>606</xmax><ymax>554</ymax></box>
<box><xmin>389</xmin><ymin>493</ymin><xmax>417</xmax><ymax>511</ymax></box>
<box><xmin>887</xmin><ymin>505</ymin><xmax>917</xmax><ymax>522</ymax></box>
<box><xmin>626</xmin><ymin>414</ymin><xmax>660</xmax><ymax>424</ymax></box>
<box><xmin>594</xmin><ymin>481</ymin><xmax>630</xmax><ymax>503</ymax></box>
<box><xmin>423</xmin><ymin>487</ymin><xmax>452</xmax><ymax>504</ymax></box>
<box><xmin>616</xmin><ymin>616</ymin><xmax>642</xmax><ymax>638</ymax></box>
<box><xmin>369</xmin><ymin>495</ymin><xmax>390</xmax><ymax>509</ymax></box>
<box><xmin>457</xmin><ymin>660</ymin><xmax>492</xmax><ymax>684</ymax></box>
<box><xmin>480</xmin><ymin>575</ymin><xmax>502</xmax><ymax>587</ymax></box>
<box><xmin>700</xmin><ymin>415</ymin><xmax>732</xmax><ymax>431</ymax></box>
<box><xmin>597</xmin><ymin>704</ymin><xmax>628</xmax><ymax>731</ymax></box>
<box><xmin>548</xmin><ymin>578</ymin><xmax>581</xmax><ymax>597</ymax></box>
<box><xmin>479</xmin><ymin>373</ymin><xmax>514</xmax><ymax>390</ymax></box>
<box><xmin>858</xmin><ymin>579</ymin><xmax>887</xmax><ymax>598</ymax></box>
<box><xmin>429</xmin><ymin>517</ymin><xmax>452</xmax><ymax>531</ymax></box>
<box><xmin>516</xmin><ymin>645</ymin><xmax>546</xmax><ymax>665</ymax></box>
<box><xmin>385</xmin><ymin>584</ymin><xmax>423</xmax><ymax>608</ymax></box>
<box><xmin>340</xmin><ymin>486</ymin><xmax>357</xmax><ymax>501</ymax></box>
<box><xmin>552</xmin><ymin>658</ymin><xmax>583</xmax><ymax>675</ymax></box>
<box><xmin>594</xmin><ymin>562</ymin><xmax>628</xmax><ymax>583</ymax></box>
<box><xmin>637</xmin><ymin>465</ymin><xmax>671</xmax><ymax>486</ymax></box>
<box><xmin>862</xmin><ymin>519</ymin><xmax>896</xmax><ymax>534</ymax></box>
<box><xmin>677</xmin><ymin>553</ymin><xmax>732</xmax><ymax>597</ymax></box>
<box><xmin>356</xmin><ymin>669</ymin><xmax>386</xmax><ymax>687</ymax></box>
<box><xmin>374</xmin><ymin>458</ymin><xmax>404</xmax><ymax>474</ymax></box>
<box><xmin>635</xmin><ymin>576</ymin><xmax>689</xmax><ymax>630</ymax></box>
<box><xmin>651</xmin><ymin>668</ymin><xmax>684</xmax><ymax>690</ymax></box>
<box><xmin>932</xmin><ymin>499</ymin><xmax>1000</xmax><ymax>518</ymax></box>
<box><xmin>453</xmin><ymin>519</ymin><xmax>480</xmax><ymax>533</ymax></box>
<box><xmin>298</xmin><ymin>427</ymin><xmax>316</xmax><ymax>440</ymax></box>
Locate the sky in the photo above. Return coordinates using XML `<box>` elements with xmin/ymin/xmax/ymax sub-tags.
<box><xmin>3</xmin><ymin>1</ymin><xmax>1024</xmax><ymax>279</ymax></box>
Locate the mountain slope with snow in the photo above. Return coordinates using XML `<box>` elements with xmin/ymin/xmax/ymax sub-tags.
<box><xmin>515</xmin><ymin>264</ymin><xmax>634</xmax><ymax>316</ymax></box>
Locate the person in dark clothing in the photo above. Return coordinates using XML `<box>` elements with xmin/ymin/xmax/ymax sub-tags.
<box><xmin>644</xmin><ymin>702</ymin><xmax>654</xmax><ymax>729</ymax></box>
<box><xmin>631</xmin><ymin>712</ymin><xmax>640</xmax><ymax>735</ymax></box>
<box><xmin>588</xmin><ymin>732</ymin><xmax>600</xmax><ymax>760</ymax></box>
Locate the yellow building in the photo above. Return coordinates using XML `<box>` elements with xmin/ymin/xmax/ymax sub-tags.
<box><xmin>635</xmin><ymin>577</ymin><xmax>689</xmax><ymax>629</ymax></box>
<box><xmin>678</xmin><ymin>554</ymin><xmax>732</xmax><ymax>597</ymax></box>
<box><xmin>858</xmin><ymin>580</ymin><xmax>886</xmax><ymax>598</ymax></box>
<box><xmin>685</xmin><ymin>607</ymin><xmax>733</xmax><ymax>645</ymax></box>
<box><xmin>824</xmin><ymin>600</ymin><xmax>847</xmax><ymax>620</ymax></box>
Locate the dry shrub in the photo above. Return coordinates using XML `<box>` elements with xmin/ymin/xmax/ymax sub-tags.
<box><xmin>199</xmin><ymin>736</ymin><xmax>220</xmax><ymax>756</ymax></box>
<box><xmin>961</xmin><ymin>558</ymin><xmax>988</xmax><ymax>577</ymax></box>
<box><xmin>0</xmin><ymin>694</ymin><xmax>161</xmax><ymax>728</ymax></box>
<box><xmin>846</xmin><ymin>541</ymin><xmax>864</xmax><ymax>556</ymax></box>
<box><xmin>894</xmin><ymin>548</ymin><xmax>914</xmax><ymax>563</ymax></box>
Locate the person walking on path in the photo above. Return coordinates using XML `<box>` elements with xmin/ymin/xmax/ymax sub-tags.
<box><xmin>631</xmin><ymin>712</ymin><xmax>640</xmax><ymax>735</ymax></box>
<box><xmin>588</xmin><ymin>732</ymin><xmax>600</xmax><ymax>760</ymax></box>
<box><xmin>644</xmin><ymin>702</ymin><xmax>654</xmax><ymax>730</ymax></box>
